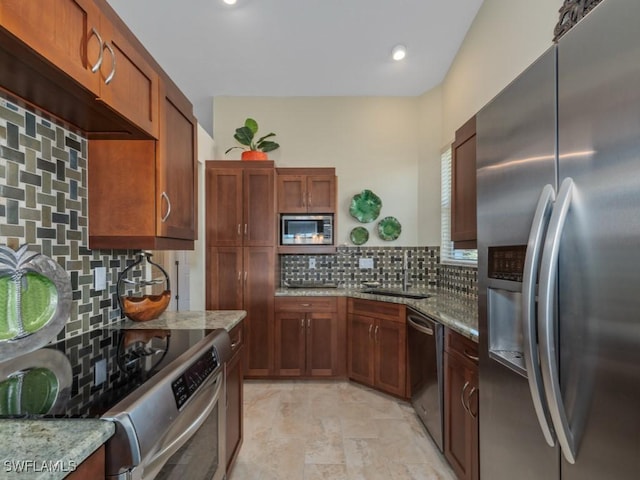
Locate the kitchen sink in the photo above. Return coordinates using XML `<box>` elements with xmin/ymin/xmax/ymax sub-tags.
<box><xmin>361</xmin><ymin>288</ymin><xmax>431</xmax><ymax>300</ymax></box>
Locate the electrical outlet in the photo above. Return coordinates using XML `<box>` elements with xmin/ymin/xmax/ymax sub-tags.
<box><xmin>359</xmin><ymin>258</ymin><xmax>374</xmax><ymax>269</ymax></box>
<box><xmin>94</xmin><ymin>267</ymin><xmax>106</xmax><ymax>291</ymax></box>
<box><xmin>94</xmin><ymin>359</ymin><xmax>107</xmax><ymax>386</ymax></box>
<box><xmin>309</xmin><ymin>257</ymin><xmax>316</xmax><ymax>269</ymax></box>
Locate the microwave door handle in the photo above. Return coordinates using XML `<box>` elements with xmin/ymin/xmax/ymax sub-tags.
<box><xmin>539</xmin><ymin>177</ymin><xmax>577</xmax><ymax>464</ymax></box>
<box><xmin>522</xmin><ymin>183</ymin><xmax>556</xmax><ymax>447</ymax></box>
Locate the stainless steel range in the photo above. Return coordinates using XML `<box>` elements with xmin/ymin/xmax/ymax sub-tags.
<box><xmin>0</xmin><ymin>326</ymin><xmax>232</xmax><ymax>480</ymax></box>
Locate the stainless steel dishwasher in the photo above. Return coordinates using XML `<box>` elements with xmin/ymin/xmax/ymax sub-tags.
<box><xmin>407</xmin><ymin>307</ymin><xmax>444</xmax><ymax>451</ymax></box>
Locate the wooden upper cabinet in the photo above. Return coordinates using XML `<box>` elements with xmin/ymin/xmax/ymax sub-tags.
<box><xmin>0</xmin><ymin>0</ymin><xmax>158</xmax><ymax>138</ymax></box>
<box><xmin>0</xmin><ymin>0</ymin><xmax>102</xmax><ymax>94</ymax></box>
<box><xmin>156</xmin><ymin>76</ymin><xmax>197</xmax><ymax>241</ymax></box>
<box><xmin>95</xmin><ymin>13</ymin><xmax>159</xmax><ymax>138</ymax></box>
<box><xmin>277</xmin><ymin>168</ymin><xmax>336</xmax><ymax>213</ymax></box>
<box><xmin>451</xmin><ymin>116</ymin><xmax>477</xmax><ymax>249</ymax></box>
<box><xmin>206</xmin><ymin>161</ymin><xmax>275</xmax><ymax>247</ymax></box>
<box><xmin>88</xmin><ymin>77</ymin><xmax>196</xmax><ymax>250</ymax></box>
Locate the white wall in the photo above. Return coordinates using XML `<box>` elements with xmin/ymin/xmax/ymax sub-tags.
<box><xmin>189</xmin><ymin>123</ymin><xmax>215</xmax><ymax>310</ymax></box>
<box><xmin>213</xmin><ymin>97</ymin><xmax>421</xmax><ymax>246</ymax></box>
<box><xmin>208</xmin><ymin>1</ymin><xmax>561</xmax><ymax>251</ymax></box>
<box><xmin>441</xmin><ymin>0</ymin><xmax>559</xmax><ymax>145</ymax></box>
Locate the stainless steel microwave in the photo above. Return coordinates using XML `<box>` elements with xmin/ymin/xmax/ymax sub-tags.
<box><xmin>280</xmin><ymin>214</ymin><xmax>333</xmax><ymax>245</ymax></box>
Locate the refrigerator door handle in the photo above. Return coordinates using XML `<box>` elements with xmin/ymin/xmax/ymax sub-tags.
<box><xmin>539</xmin><ymin>177</ymin><xmax>577</xmax><ymax>464</ymax></box>
<box><xmin>522</xmin><ymin>183</ymin><xmax>557</xmax><ymax>447</ymax></box>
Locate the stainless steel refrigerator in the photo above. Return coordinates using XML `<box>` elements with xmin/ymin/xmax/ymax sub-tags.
<box><xmin>477</xmin><ymin>1</ymin><xmax>640</xmax><ymax>479</ymax></box>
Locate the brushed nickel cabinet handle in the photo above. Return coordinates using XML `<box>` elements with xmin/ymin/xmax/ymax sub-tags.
<box><xmin>244</xmin><ymin>224</ymin><xmax>248</xmax><ymax>236</ymax></box>
<box><xmin>461</xmin><ymin>381</ymin><xmax>471</xmax><ymax>415</ymax></box>
<box><xmin>300</xmin><ymin>303</ymin><xmax>311</xmax><ymax>307</ymax></box>
<box><xmin>104</xmin><ymin>42</ymin><xmax>116</xmax><ymax>85</ymax></box>
<box><xmin>463</xmin><ymin>349</ymin><xmax>479</xmax><ymax>362</ymax></box>
<box><xmin>368</xmin><ymin>324</ymin><xmax>373</xmax><ymax>339</ymax></box>
<box><xmin>374</xmin><ymin>325</ymin><xmax>379</xmax><ymax>343</ymax></box>
<box><xmin>89</xmin><ymin>27</ymin><xmax>104</xmax><ymax>73</ymax></box>
<box><xmin>237</xmin><ymin>224</ymin><xmax>241</xmax><ymax>236</ymax></box>
<box><xmin>244</xmin><ymin>271</ymin><xmax>248</xmax><ymax>282</ymax></box>
<box><xmin>161</xmin><ymin>192</ymin><xmax>171</xmax><ymax>222</ymax></box>
<box><xmin>468</xmin><ymin>386</ymin><xmax>478</xmax><ymax>419</ymax></box>
<box><xmin>307</xmin><ymin>318</ymin><xmax>311</xmax><ymax>329</ymax></box>
<box><xmin>301</xmin><ymin>318</ymin><xmax>305</xmax><ymax>329</ymax></box>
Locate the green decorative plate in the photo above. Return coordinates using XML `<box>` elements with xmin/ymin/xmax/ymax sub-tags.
<box><xmin>377</xmin><ymin>216</ymin><xmax>402</xmax><ymax>241</ymax></box>
<box><xmin>350</xmin><ymin>227</ymin><xmax>369</xmax><ymax>245</ymax></box>
<box><xmin>349</xmin><ymin>190</ymin><xmax>382</xmax><ymax>223</ymax></box>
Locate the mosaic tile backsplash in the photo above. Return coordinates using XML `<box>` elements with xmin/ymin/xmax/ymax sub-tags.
<box><xmin>281</xmin><ymin>246</ymin><xmax>478</xmax><ymax>297</ymax></box>
<box><xmin>0</xmin><ymin>94</ymin><xmax>138</xmax><ymax>341</ymax></box>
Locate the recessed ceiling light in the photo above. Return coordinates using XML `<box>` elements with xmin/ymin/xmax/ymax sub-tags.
<box><xmin>223</xmin><ymin>0</ymin><xmax>237</xmax><ymax>5</ymax></box>
<box><xmin>391</xmin><ymin>45</ymin><xmax>407</xmax><ymax>61</ymax></box>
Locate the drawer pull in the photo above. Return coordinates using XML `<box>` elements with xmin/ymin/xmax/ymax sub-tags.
<box><xmin>463</xmin><ymin>349</ymin><xmax>479</xmax><ymax>362</ymax></box>
<box><xmin>231</xmin><ymin>341</ymin><xmax>239</xmax><ymax>350</ymax></box>
<box><xmin>300</xmin><ymin>303</ymin><xmax>311</xmax><ymax>307</ymax></box>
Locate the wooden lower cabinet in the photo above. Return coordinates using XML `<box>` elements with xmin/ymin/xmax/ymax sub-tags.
<box><xmin>67</xmin><ymin>445</ymin><xmax>105</xmax><ymax>479</ymax></box>
<box><xmin>225</xmin><ymin>321</ymin><xmax>244</xmax><ymax>475</ymax></box>
<box><xmin>207</xmin><ymin>246</ymin><xmax>274</xmax><ymax>377</ymax></box>
<box><xmin>347</xmin><ymin>299</ymin><xmax>407</xmax><ymax>398</ymax></box>
<box><xmin>444</xmin><ymin>329</ymin><xmax>479</xmax><ymax>480</ymax></box>
<box><xmin>274</xmin><ymin>297</ymin><xmax>346</xmax><ymax>378</ymax></box>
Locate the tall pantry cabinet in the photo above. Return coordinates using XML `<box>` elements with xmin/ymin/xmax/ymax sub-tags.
<box><xmin>206</xmin><ymin>161</ymin><xmax>276</xmax><ymax>377</ymax></box>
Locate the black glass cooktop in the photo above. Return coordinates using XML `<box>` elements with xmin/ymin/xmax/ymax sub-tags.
<box><xmin>0</xmin><ymin>327</ymin><xmax>215</xmax><ymax>419</ymax></box>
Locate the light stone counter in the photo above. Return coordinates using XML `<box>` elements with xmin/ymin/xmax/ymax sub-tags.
<box><xmin>0</xmin><ymin>419</ymin><xmax>114</xmax><ymax>479</ymax></box>
<box><xmin>117</xmin><ymin>310</ymin><xmax>246</xmax><ymax>332</ymax></box>
<box><xmin>0</xmin><ymin>310</ymin><xmax>245</xmax><ymax>478</ymax></box>
<box><xmin>275</xmin><ymin>288</ymin><xmax>478</xmax><ymax>341</ymax></box>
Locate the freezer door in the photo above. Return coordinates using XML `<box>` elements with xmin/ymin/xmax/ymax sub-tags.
<box><xmin>476</xmin><ymin>46</ymin><xmax>559</xmax><ymax>480</ymax></box>
<box><xmin>557</xmin><ymin>0</ymin><xmax>640</xmax><ymax>478</ymax></box>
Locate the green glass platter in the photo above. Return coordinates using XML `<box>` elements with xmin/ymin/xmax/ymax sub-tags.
<box><xmin>349</xmin><ymin>189</ymin><xmax>382</xmax><ymax>223</ymax></box>
<box><xmin>377</xmin><ymin>216</ymin><xmax>402</xmax><ymax>241</ymax></box>
<box><xmin>350</xmin><ymin>227</ymin><xmax>369</xmax><ymax>245</ymax></box>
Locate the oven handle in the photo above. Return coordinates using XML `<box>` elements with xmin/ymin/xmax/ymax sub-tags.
<box><xmin>141</xmin><ymin>373</ymin><xmax>223</xmax><ymax>478</ymax></box>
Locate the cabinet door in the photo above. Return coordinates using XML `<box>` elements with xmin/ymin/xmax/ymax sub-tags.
<box><xmin>451</xmin><ymin>115</ymin><xmax>477</xmax><ymax>248</ymax></box>
<box><xmin>225</xmin><ymin>344</ymin><xmax>243</xmax><ymax>473</ymax></box>
<box><xmin>0</xmin><ymin>0</ymin><xmax>102</xmax><ymax>95</ymax></box>
<box><xmin>156</xmin><ymin>79</ymin><xmax>196</xmax><ymax>240</ymax></box>
<box><xmin>206</xmin><ymin>168</ymin><xmax>243</xmax><ymax>246</ymax></box>
<box><xmin>206</xmin><ymin>247</ymin><xmax>243</xmax><ymax>310</ymax></box>
<box><xmin>277</xmin><ymin>175</ymin><xmax>307</xmax><ymax>213</ymax></box>
<box><xmin>307</xmin><ymin>312</ymin><xmax>338</xmax><ymax>377</ymax></box>
<box><xmin>96</xmin><ymin>17</ymin><xmax>158</xmax><ymax>137</ymax></box>
<box><xmin>306</xmin><ymin>175</ymin><xmax>336</xmax><ymax>213</ymax></box>
<box><xmin>244</xmin><ymin>168</ymin><xmax>276</xmax><ymax>246</ymax></box>
<box><xmin>243</xmin><ymin>247</ymin><xmax>274</xmax><ymax>377</ymax></box>
<box><xmin>275</xmin><ymin>312</ymin><xmax>306</xmax><ymax>376</ymax></box>
<box><xmin>444</xmin><ymin>352</ymin><xmax>476</xmax><ymax>480</ymax></box>
<box><xmin>348</xmin><ymin>314</ymin><xmax>375</xmax><ymax>387</ymax></box>
<box><xmin>374</xmin><ymin>318</ymin><xmax>406</xmax><ymax>397</ymax></box>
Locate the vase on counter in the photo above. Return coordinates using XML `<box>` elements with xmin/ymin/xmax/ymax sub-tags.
<box><xmin>117</xmin><ymin>252</ymin><xmax>171</xmax><ymax>322</ymax></box>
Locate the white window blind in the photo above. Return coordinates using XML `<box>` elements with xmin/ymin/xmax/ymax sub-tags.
<box><xmin>441</xmin><ymin>148</ymin><xmax>478</xmax><ymax>265</ymax></box>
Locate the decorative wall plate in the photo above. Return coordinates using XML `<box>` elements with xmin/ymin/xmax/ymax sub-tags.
<box><xmin>0</xmin><ymin>245</ymin><xmax>72</xmax><ymax>361</ymax></box>
<box><xmin>349</xmin><ymin>190</ymin><xmax>382</xmax><ymax>223</ymax></box>
<box><xmin>377</xmin><ymin>216</ymin><xmax>402</xmax><ymax>241</ymax></box>
<box><xmin>350</xmin><ymin>227</ymin><xmax>369</xmax><ymax>245</ymax></box>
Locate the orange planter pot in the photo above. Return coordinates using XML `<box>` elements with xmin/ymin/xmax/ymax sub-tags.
<box><xmin>241</xmin><ymin>150</ymin><xmax>268</xmax><ymax>161</ymax></box>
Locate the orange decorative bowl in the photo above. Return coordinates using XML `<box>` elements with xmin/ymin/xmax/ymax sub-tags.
<box><xmin>121</xmin><ymin>290</ymin><xmax>171</xmax><ymax>322</ymax></box>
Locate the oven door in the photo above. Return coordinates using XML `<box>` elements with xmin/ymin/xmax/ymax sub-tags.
<box><xmin>139</xmin><ymin>371</ymin><xmax>226</xmax><ymax>480</ymax></box>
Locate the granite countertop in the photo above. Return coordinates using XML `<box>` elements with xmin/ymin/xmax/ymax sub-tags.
<box><xmin>0</xmin><ymin>420</ymin><xmax>114</xmax><ymax>479</ymax></box>
<box><xmin>275</xmin><ymin>287</ymin><xmax>478</xmax><ymax>341</ymax></box>
<box><xmin>0</xmin><ymin>310</ymin><xmax>246</xmax><ymax>478</ymax></box>
<box><xmin>117</xmin><ymin>310</ymin><xmax>246</xmax><ymax>332</ymax></box>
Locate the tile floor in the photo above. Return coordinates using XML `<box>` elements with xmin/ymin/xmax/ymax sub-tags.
<box><xmin>229</xmin><ymin>380</ymin><xmax>456</xmax><ymax>480</ymax></box>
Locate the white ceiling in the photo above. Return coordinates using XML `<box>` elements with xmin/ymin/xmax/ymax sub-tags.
<box><xmin>106</xmin><ymin>0</ymin><xmax>484</xmax><ymax>134</ymax></box>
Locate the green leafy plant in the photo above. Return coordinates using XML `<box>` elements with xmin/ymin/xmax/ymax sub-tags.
<box><xmin>225</xmin><ymin>118</ymin><xmax>280</xmax><ymax>155</ymax></box>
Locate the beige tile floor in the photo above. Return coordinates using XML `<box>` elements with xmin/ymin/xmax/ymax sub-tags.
<box><xmin>229</xmin><ymin>380</ymin><xmax>457</xmax><ymax>480</ymax></box>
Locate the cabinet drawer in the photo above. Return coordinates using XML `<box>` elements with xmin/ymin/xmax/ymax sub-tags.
<box><xmin>275</xmin><ymin>297</ymin><xmax>337</xmax><ymax>313</ymax></box>
<box><xmin>445</xmin><ymin>328</ymin><xmax>479</xmax><ymax>365</ymax></box>
<box><xmin>348</xmin><ymin>298</ymin><xmax>405</xmax><ymax>323</ymax></box>
<box><xmin>229</xmin><ymin>321</ymin><xmax>244</xmax><ymax>356</ymax></box>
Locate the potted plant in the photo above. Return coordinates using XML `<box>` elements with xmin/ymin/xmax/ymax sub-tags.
<box><xmin>225</xmin><ymin>118</ymin><xmax>280</xmax><ymax>160</ymax></box>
